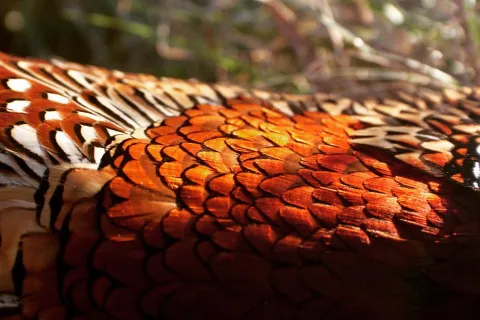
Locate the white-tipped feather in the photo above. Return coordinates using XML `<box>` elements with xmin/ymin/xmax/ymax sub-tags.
<box><xmin>54</xmin><ymin>131</ymin><xmax>86</xmax><ymax>163</ymax></box>
<box><xmin>5</xmin><ymin>78</ymin><xmax>31</xmax><ymax>92</ymax></box>
<box><xmin>45</xmin><ymin>93</ymin><xmax>69</xmax><ymax>104</ymax></box>
<box><xmin>79</xmin><ymin>124</ymin><xmax>98</xmax><ymax>142</ymax></box>
<box><xmin>44</xmin><ymin>110</ymin><xmax>63</xmax><ymax>121</ymax></box>
<box><xmin>10</xmin><ymin>124</ymin><xmax>44</xmax><ymax>157</ymax></box>
<box><xmin>6</xmin><ymin>99</ymin><xmax>30</xmax><ymax>113</ymax></box>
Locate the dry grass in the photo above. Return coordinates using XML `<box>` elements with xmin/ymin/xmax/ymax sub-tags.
<box><xmin>1</xmin><ymin>0</ymin><xmax>479</xmax><ymax>94</ymax></box>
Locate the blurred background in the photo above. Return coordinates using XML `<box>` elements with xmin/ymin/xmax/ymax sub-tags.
<box><xmin>0</xmin><ymin>0</ymin><xmax>479</xmax><ymax>95</ymax></box>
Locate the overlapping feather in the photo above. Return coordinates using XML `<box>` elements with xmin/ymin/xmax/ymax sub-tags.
<box><xmin>0</xmin><ymin>52</ymin><xmax>479</xmax><ymax>319</ymax></box>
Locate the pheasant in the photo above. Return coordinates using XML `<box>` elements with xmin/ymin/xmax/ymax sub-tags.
<box><xmin>0</xmin><ymin>51</ymin><xmax>479</xmax><ymax>320</ymax></box>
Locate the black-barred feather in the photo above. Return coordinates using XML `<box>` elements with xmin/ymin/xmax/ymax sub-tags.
<box><xmin>0</xmin><ymin>52</ymin><xmax>480</xmax><ymax>319</ymax></box>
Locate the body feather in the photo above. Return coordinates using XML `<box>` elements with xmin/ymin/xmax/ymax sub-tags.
<box><xmin>0</xmin><ymin>52</ymin><xmax>479</xmax><ymax>319</ymax></box>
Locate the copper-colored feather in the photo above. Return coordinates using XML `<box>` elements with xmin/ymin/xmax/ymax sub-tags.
<box><xmin>0</xmin><ymin>52</ymin><xmax>479</xmax><ymax>319</ymax></box>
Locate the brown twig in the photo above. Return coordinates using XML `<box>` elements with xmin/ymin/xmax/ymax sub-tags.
<box><xmin>316</xmin><ymin>0</ymin><xmax>344</xmax><ymax>55</ymax></box>
<box><xmin>305</xmin><ymin>67</ymin><xmax>454</xmax><ymax>88</ymax></box>
<box><xmin>257</xmin><ymin>0</ymin><xmax>315</xmax><ymax>69</ymax></box>
<box><xmin>296</xmin><ymin>0</ymin><xmax>459</xmax><ymax>86</ymax></box>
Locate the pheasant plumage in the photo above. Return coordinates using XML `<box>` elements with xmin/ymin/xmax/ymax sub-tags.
<box><xmin>0</xmin><ymin>52</ymin><xmax>480</xmax><ymax>319</ymax></box>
